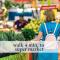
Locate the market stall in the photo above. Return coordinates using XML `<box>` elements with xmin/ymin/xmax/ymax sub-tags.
<box><xmin>0</xmin><ymin>0</ymin><xmax>60</xmax><ymax>60</ymax></box>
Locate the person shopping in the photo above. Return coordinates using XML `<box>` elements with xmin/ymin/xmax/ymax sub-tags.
<box><xmin>36</xmin><ymin>9</ymin><xmax>60</xmax><ymax>60</ymax></box>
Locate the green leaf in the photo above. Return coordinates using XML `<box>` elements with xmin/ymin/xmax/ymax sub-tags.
<box><xmin>47</xmin><ymin>0</ymin><xmax>51</xmax><ymax>5</ymax></box>
<box><xmin>22</xmin><ymin>29</ymin><xmax>35</xmax><ymax>41</ymax></box>
<box><xmin>41</xmin><ymin>0</ymin><xmax>45</xmax><ymax>5</ymax></box>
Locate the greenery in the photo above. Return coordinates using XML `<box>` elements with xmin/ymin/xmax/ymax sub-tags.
<box><xmin>0</xmin><ymin>53</ymin><xmax>27</xmax><ymax>60</ymax></box>
<box><xmin>4</xmin><ymin>11</ymin><xmax>9</xmax><ymax>18</ymax></box>
<box><xmin>15</xmin><ymin>32</ymin><xmax>25</xmax><ymax>41</ymax></box>
<box><xmin>24</xmin><ymin>19</ymin><xmax>41</xmax><ymax>34</ymax></box>
<box><xmin>0</xmin><ymin>31</ymin><xmax>25</xmax><ymax>41</ymax></box>
<box><xmin>4</xmin><ymin>0</ymin><xmax>24</xmax><ymax>18</ymax></box>
<box><xmin>0</xmin><ymin>29</ymin><xmax>36</xmax><ymax>41</ymax></box>
<box><xmin>4</xmin><ymin>0</ymin><xmax>24</xmax><ymax>9</ymax></box>
<box><xmin>4</xmin><ymin>0</ymin><xmax>13</xmax><ymax>9</ymax></box>
<box><xmin>22</xmin><ymin>29</ymin><xmax>35</xmax><ymax>41</ymax></box>
<box><xmin>0</xmin><ymin>32</ymin><xmax>8</xmax><ymax>41</ymax></box>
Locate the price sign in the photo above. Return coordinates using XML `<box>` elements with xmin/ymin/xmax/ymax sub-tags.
<box><xmin>41</xmin><ymin>5</ymin><xmax>57</xmax><ymax>10</ymax></box>
<box><xmin>15</xmin><ymin>0</ymin><xmax>30</xmax><ymax>2</ymax></box>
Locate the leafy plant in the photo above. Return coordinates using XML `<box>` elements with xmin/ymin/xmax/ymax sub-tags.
<box><xmin>0</xmin><ymin>31</ymin><xmax>8</xmax><ymax>41</ymax></box>
<box><xmin>0</xmin><ymin>31</ymin><xmax>25</xmax><ymax>41</ymax></box>
<box><xmin>15</xmin><ymin>32</ymin><xmax>25</xmax><ymax>41</ymax></box>
<box><xmin>22</xmin><ymin>29</ymin><xmax>35</xmax><ymax>41</ymax></box>
<box><xmin>4</xmin><ymin>31</ymin><xmax>16</xmax><ymax>41</ymax></box>
<box><xmin>4</xmin><ymin>0</ymin><xmax>13</xmax><ymax>9</ymax></box>
<box><xmin>4</xmin><ymin>0</ymin><xmax>24</xmax><ymax>9</ymax></box>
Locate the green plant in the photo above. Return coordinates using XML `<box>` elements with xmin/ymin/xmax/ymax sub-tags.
<box><xmin>22</xmin><ymin>29</ymin><xmax>35</xmax><ymax>41</ymax></box>
<box><xmin>12</xmin><ymin>3</ymin><xmax>24</xmax><ymax>8</ymax></box>
<box><xmin>0</xmin><ymin>31</ymin><xmax>8</xmax><ymax>41</ymax></box>
<box><xmin>15</xmin><ymin>32</ymin><xmax>25</xmax><ymax>41</ymax></box>
<box><xmin>5</xmin><ymin>31</ymin><xmax>16</xmax><ymax>41</ymax></box>
<box><xmin>0</xmin><ymin>31</ymin><xmax>25</xmax><ymax>41</ymax></box>
<box><xmin>4</xmin><ymin>0</ymin><xmax>24</xmax><ymax>9</ymax></box>
<box><xmin>0</xmin><ymin>53</ymin><xmax>27</xmax><ymax>60</ymax></box>
<box><xmin>4</xmin><ymin>0</ymin><xmax>13</xmax><ymax>9</ymax></box>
